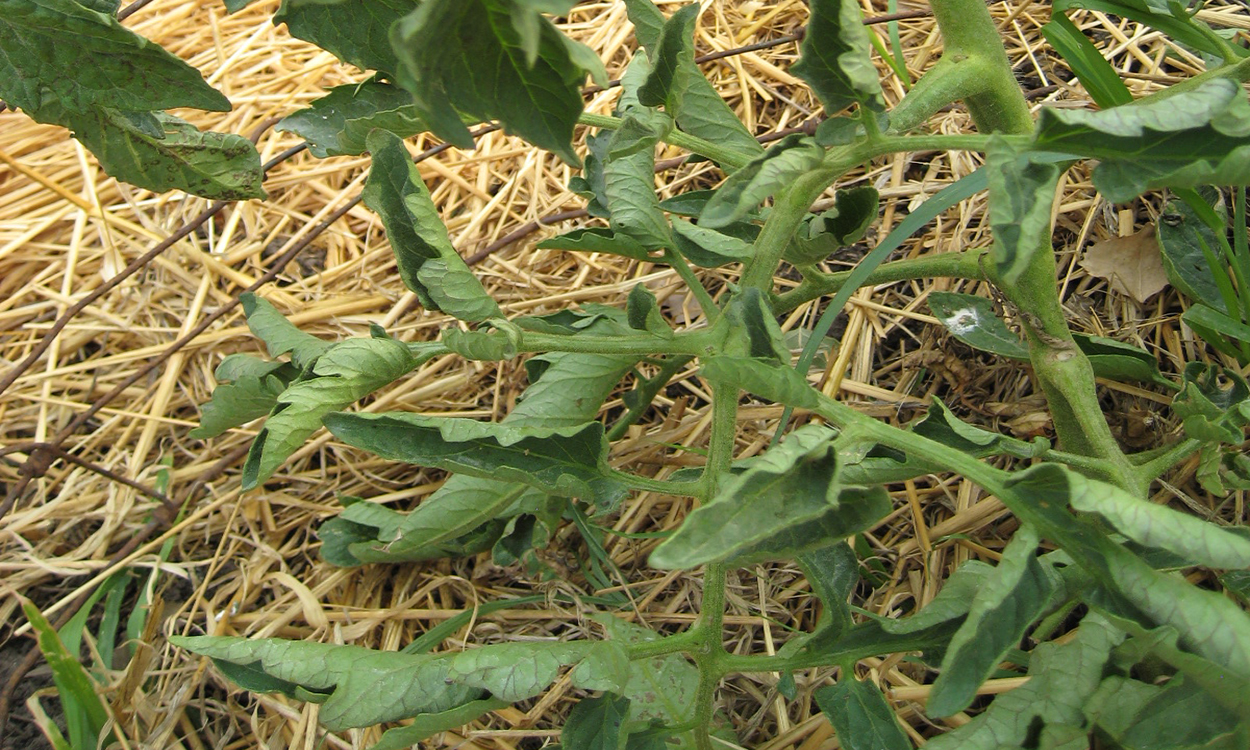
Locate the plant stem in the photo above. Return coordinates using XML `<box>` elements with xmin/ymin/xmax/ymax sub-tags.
<box><xmin>664</xmin><ymin>248</ymin><xmax>721</xmax><ymax>322</ymax></box>
<box><xmin>1134</xmin><ymin>438</ymin><xmax>1203</xmax><ymax>481</ymax></box>
<box><xmin>774</xmin><ymin>249</ymin><xmax>989</xmax><ymax>313</ymax></box>
<box><xmin>606</xmin><ymin>355</ymin><xmax>693</xmax><ymax>442</ymax></box>
<box><xmin>578</xmin><ymin>111</ymin><xmax>754</xmax><ymax>170</ymax></box>
<box><xmin>686</xmin><ymin>382</ymin><xmax>738</xmax><ymax>750</ymax></box>
<box><xmin>739</xmin><ymin>169</ymin><xmax>839</xmax><ymax>291</ymax></box>
<box><xmin>927</xmin><ymin>0</ymin><xmax>1034</xmax><ymax>134</ymax></box>
<box><xmin>519</xmin><ymin>329</ymin><xmax>715</xmax><ymax>357</ymax></box>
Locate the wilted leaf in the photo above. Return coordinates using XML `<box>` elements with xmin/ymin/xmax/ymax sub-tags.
<box><xmin>1079</xmin><ymin>227</ymin><xmax>1169</xmax><ymax>303</ymax></box>
<box><xmin>700</xmin><ymin>135</ymin><xmax>826</xmax><ymax>228</ymax></box>
<box><xmin>324</xmin><ymin>351</ymin><xmax>632</xmax><ymax>565</ymax></box>
<box><xmin>192</xmin><ymin>357</ymin><xmax>299</xmax><ymax>439</ymax></box>
<box><xmin>650</xmin><ymin>424</ymin><xmax>889</xmax><ymax>568</ymax></box>
<box><xmin>364</xmin><ymin>130</ymin><xmax>500</xmax><ymax>321</ymax></box>
<box><xmin>1004</xmin><ymin>464</ymin><xmax>1250</xmax><ymax>679</ymax></box>
<box><xmin>670</xmin><ymin>217</ymin><xmax>753</xmax><ymax>267</ymax></box>
<box><xmin>324</xmin><ymin>412</ymin><xmax>627</xmax><ymax>506</ymax></box>
<box><xmin>928</xmin><ymin>524</ymin><xmax>1059</xmax><ymax>717</ymax></box>
<box><xmin>988</xmin><ymin>138</ymin><xmax>1061</xmax><ymax>286</ymax></box>
<box><xmin>241</xmin><ymin>293</ymin><xmax>333</xmax><ymax>369</ymax></box>
<box><xmin>603</xmin><ymin>55</ymin><xmax>672</xmax><ymax>248</ymax></box>
<box><xmin>926</xmin><ymin>614</ymin><xmax>1123</xmax><ymax>749</ymax></box>
<box><xmin>536</xmin><ymin>228</ymin><xmax>655</xmax><ymax>261</ymax></box>
<box><xmin>791</xmin><ymin>0</ymin><xmax>885</xmax><ymax>116</ymax></box>
<box><xmin>243</xmin><ymin>336</ymin><xmax>421</xmax><ymax>488</ymax></box>
<box><xmin>700</xmin><ymin>356</ymin><xmax>819</xmax><ymax>410</ymax></box>
<box><xmin>785</xmin><ymin>186</ymin><xmax>880</xmax><ymax>264</ymax></box>
<box><xmin>624</xmin><ymin>0</ymin><xmax>761</xmax><ymax>163</ymax></box>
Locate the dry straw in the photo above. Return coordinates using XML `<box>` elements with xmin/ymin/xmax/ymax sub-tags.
<box><xmin>0</xmin><ymin>1</ymin><xmax>1240</xmax><ymax>748</ymax></box>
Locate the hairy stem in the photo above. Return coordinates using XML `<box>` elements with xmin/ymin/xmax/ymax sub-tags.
<box><xmin>687</xmin><ymin>383</ymin><xmax>738</xmax><ymax>750</ymax></box>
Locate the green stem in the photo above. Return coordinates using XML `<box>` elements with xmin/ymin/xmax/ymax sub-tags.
<box><xmin>606</xmin><ymin>355</ymin><xmax>694</xmax><ymax>442</ymax></box>
<box><xmin>519</xmin><ymin>329</ymin><xmax>715</xmax><ymax>357</ymax></box>
<box><xmin>739</xmin><ymin>169</ymin><xmax>840</xmax><ymax>291</ymax></box>
<box><xmin>774</xmin><ymin>249</ymin><xmax>989</xmax><ymax>313</ymax></box>
<box><xmin>687</xmin><ymin>382</ymin><xmax>738</xmax><ymax>750</ymax></box>
<box><xmin>578</xmin><ymin>112</ymin><xmax>754</xmax><ymax>170</ymax></box>
<box><xmin>888</xmin><ymin>53</ymin><xmax>999</xmax><ymax>134</ymax></box>
<box><xmin>927</xmin><ymin>0</ymin><xmax>1034</xmax><ymax>134</ymax></box>
<box><xmin>664</xmin><ymin>248</ymin><xmax>721</xmax><ymax>322</ymax></box>
<box><xmin>1134</xmin><ymin>438</ymin><xmax>1203</xmax><ymax>481</ymax></box>
<box><xmin>624</xmin><ymin>629</ymin><xmax>703</xmax><ymax>660</ymax></box>
<box><xmin>612</xmin><ymin>470</ymin><xmax>701</xmax><ymax>495</ymax></box>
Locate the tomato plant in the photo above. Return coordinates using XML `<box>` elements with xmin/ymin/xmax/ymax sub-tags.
<box><xmin>4</xmin><ymin>0</ymin><xmax>1250</xmax><ymax>748</ymax></box>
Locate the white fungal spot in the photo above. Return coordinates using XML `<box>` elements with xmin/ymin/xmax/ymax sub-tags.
<box><xmin>943</xmin><ymin>307</ymin><xmax>980</xmax><ymax>336</ymax></box>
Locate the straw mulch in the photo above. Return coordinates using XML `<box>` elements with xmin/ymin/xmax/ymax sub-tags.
<box><xmin>1</xmin><ymin>1</ymin><xmax>1246</xmax><ymax>748</ymax></box>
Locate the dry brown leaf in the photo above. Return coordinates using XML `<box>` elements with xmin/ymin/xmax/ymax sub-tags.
<box><xmin>1079</xmin><ymin>226</ymin><xmax>1170</xmax><ymax>304</ymax></box>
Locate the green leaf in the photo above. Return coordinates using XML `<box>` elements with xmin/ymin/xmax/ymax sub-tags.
<box><xmin>171</xmin><ymin>635</ymin><xmax>622</xmax><ymax>730</ymax></box>
<box><xmin>670</xmin><ymin>217</ymin><xmax>753</xmax><ymax>267</ymax></box>
<box><xmin>1109</xmin><ymin>677</ymin><xmax>1247</xmax><ymax>750</ymax></box>
<box><xmin>785</xmin><ymin>186</ymin><xmax>880</xmax><ymax>264</ymax></box>
<box><xmin>369</xmin><ymin>698</ymin><xmax>510</xmax><ymax>750</ymax></box>
<box><xmin>930</xmin><ymin>292</ymin><xmax>1166</xmax><ymax>383</ymax></box>
<box><xmin>926</xmin><ymin>613</ymin><xmax>1124</xmax><ymax>750</ymax></box>
<box><xmin>191</xmin><ymin>360</ymin><xmax>298</xmax><ymax>439</ymax></box>
<box><xmin>724</xmin><ymin>288</ymin><xmax>790</xmax><ymax>363</ymax></box>
<box><xmin>700</xmin><ymin>134</ymin><xmax>826</xmax><ymax>228</ymax></box>
<box><xmin>0</xmin><ymin>0</ymin><xmax>229</xmax><ymax>114</ymax></box>
<box><xmin>1157</xmin><ymin>193</ymin><xmax>1228</xmax><ymax>303</ymax></box>
<box><xmin>650</xmin><ymin>424</ymin><xmax>890</xmax><ymax>568</ymax></box>
<box><xmin>51</xmin><ymin>108</ymin><xmax>264</xmax><ymax>200</ymax></box>
<box><xmin>20</xmin><ymin>596</ymin><xmax>111</xmax><ymax>750</ymax></box>
<box><xmin>1071</xmin><ymin>333</ymin><xmax>1167</xmax><ymax>386</ymax></box>
<box><xmin>1173</xmin><ymin>362</ymin><xmax>1250</xmax><ymax>445</ymax></box>
<box><xmin>928</xmin><ymin>524</ymin><xmax>1059</xmax><ymax>717</ymax></box>
<box><xmin>364</xmin><ymin>130</ymin><xmax>500</xmax><ymax>321</ymax></box>
<box><xmin>1069</xmin><ymin>479</ymin><xmax>1250</xmax><ymax>570</ymax></box>
<box><xmin>1003</xmin><ymin>464</ymin><xmax>1250</xmax><ymax>679</ymax></box>
<box><xmin>447</xmin><ymin>640</ymin><xmax>630</xmax><ymax>700</ymax></box>
<box><xmin>324</xmin><ymin>412</ymin><xmax>628</xmax><ymax>506</ymax></box>
<box><xmin>277</xmin><ymin>81</ymin><xmax>426</xmax><ymax>158</ymax></box>
<box><xmin>790</xmin><ymin>0</ymin><xmax>885</xmax><ymax>115</ymax></box>
<box><xmin>392</xmin><ymin>0</ymin><xmax>600</xmax><ymax>164</ymax></box>
<box><xmin>537</xmin><ymin>228</ymin><xmax>656</xmax><ymax>261</ymax></box>
<box><xmin>1040</xmin><ymin>13</ymin><xmax>1134</xmax><ymax>110</ymax></box>
<box><xmin>443</xmin><ymin>322</ymin><xmax>523</xmax><ymax>361</ymax></box>
<box><xmin>877</xmin><ymin>559</ymin><xmax>994</xmax><ymax>635</ymax></box>
<box><xmin>1032</xmin><ymin>79</ymin><xmax>1250</xmax><ymax>202</ymax></box>
<box><xmin>242</xmin><ymin>336</ymin><xmax>420</xmax><ymax>488</ymax></box>
<box><xmin>659</xmin><ymin>190</ymin><xmax>760</xmax><ymax>218</ymax></box>
<box><xmin>912</xmin><ymin>398</ymin><xmax>1008</xmax><ymax>458</ymax></box>
<box><xmin>561</xmin><ymin>694</ymin><xmax>632</xmax><ymax>750</ymax></box>
<box><xmin>798</xmin><ymin>540</ymin><xmax>858</xmax><ymax>634</ymax></box>
<box><xmin>624</xmin><ymin>0</ymin><xmax>761</xmax><ymax>163</ymax></box>
<box><xmin>927</xmin><ymin>291</ymin><xmax>1029</xmax><ymax>359</ymax></box>
<box><xmin>988</xmin><ymin>138</ymin><xmax>1062</xmax><ymax>285</ymax></box>
<box><xmin>602</xmin><ymin>56</ymin><xmax>672</xmax><ymax>248</ymax></box>
<box><xmin>241</xmin><ymin>293</ymin><xmax>333</xmax><ymax>369</ymax></box>
<box><xmin>1052</xmin><ymin>0</ymin><xmax>1240</xmax><ymax>61</ymax></box>
<box><xmin>814</xmin><ymin>679</ymin><xmax>910</xmax><ymax>750</ymax></box>
<box><xmin>1184</xmin><ymin>304</ymin><xmax>1250</xmax><ymax>348</ymax></box>
<box><xmin>637</xmin><ymin>4</ymin><xmax>697</xmax><ymax>109</ymax></box>
<box><xmin>326</xmin><ymin>351</ymin><xmax>633</xmax><ymax>564</ymax></box>
<box><xmin>273</xmin><ymin>0</ymin><xmax>416</xmax><ymax>74</ymax></box>
<box><xmin>594</xmin><ymin>616</ymin><xmax>703</xmax><ymax>748</ymax></box>
<box><xmin>627</xmin><ymin>284</ymin><xmax>672</xmax><ymax>337</ymax></box>
<box><xmin>700</xmin><ymin>356</ymin><xmax>818</xmax><ymax>410</ymax></box>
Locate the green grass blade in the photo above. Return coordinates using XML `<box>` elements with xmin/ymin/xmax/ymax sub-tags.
<box><xmin>20</xmin><ymin>596</ymin><xmax>111</xmax><ymax>750</ymax></box>
<box><xmin>1041</xmin><ymin>14</ymin><xmax>1132</xmax><ymax>109</ymax></box>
